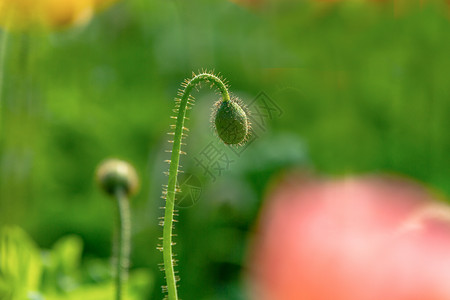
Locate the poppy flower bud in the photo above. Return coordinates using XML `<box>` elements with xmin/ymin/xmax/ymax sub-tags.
<box><xmin>213</xmin><ymin>98</ymin><xmax>249</xmax><ymax>145</ymax></box>
<box><xmin>96</xmin><ymin>159</ymin><xmax>139</xmax><ymax>197</ymax></box>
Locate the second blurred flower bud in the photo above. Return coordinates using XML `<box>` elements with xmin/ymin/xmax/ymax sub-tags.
<box><xmin>96</xmin><ymin>158</ymin><xmax>139</xmax><ymax>197</ymax></box>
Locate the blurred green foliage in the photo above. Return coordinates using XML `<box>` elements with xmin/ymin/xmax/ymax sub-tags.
<box><xmin>0</xmin><ymin>0</ymin><xmax>449</xmax><ymax>299</ymax></box>
<box><xmin>0</xmin><ymin>227</ymin><xmax>152</xmax><ymax>299</ymax></box>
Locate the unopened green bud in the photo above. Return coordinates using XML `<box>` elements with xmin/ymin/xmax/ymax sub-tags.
<box><xmin>96</xmin><ymin>159</ymin><xmax>139</xmax><ymax>197</ymax></box>
<box><xmin>213</xmin><ymin>98</ymin><xmax>249</xmax><ymax>145</ymax></box>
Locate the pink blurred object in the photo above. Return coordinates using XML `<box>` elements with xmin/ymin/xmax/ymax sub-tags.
<box><xmin>247</xmin><ymin>175</ymin><xmax>450</xmax><ymax>300</ymax></box>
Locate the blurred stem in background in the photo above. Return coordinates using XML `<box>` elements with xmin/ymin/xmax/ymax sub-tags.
<box><xmin>114</xmin><ymin>187</ymin><xmax>131</xmax><ymax>300</ymax></box>
<box><xmin>0</xmin><ymin>29</ymin><xmax>8</xmax><ymax>122</ymax></box>
<box><xmin>0</xmin><ymin>32</ymin><xmax>40</xmax><ymax>226</ymax></box>
<box><xmin>96</xmin><ymin>159</ymin><xmax>139</xmax><ymax>300</ymax></box>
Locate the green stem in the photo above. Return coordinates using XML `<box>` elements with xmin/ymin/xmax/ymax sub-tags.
<box><xmin>162</xmin><ymin>72</ymin><xmax>230</xmax><ymax>300</ymax></box>
<box><xmin>115</xmin><ymin>187</ymin><xmax>131</xmax><ymax>300</ymax></box>
<box><xmin>0</xmin><ymin>29</ymin><xmax>8</xmax><ymax>133</ymax></box>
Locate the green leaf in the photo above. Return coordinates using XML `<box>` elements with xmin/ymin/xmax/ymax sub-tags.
<box><xmin>0</xmin><ymin>227</ymin><xmax>42</xmax><ymax>299</ymax></box>
<box><xmin>52</xmin><ymin>235</ymin><xmax>83</xmax><ymax>277</ymax></box>
<box><xmin>41</xmin><ymin>235</ymin><xmax>83</xmax><ymax>294</ymax></box>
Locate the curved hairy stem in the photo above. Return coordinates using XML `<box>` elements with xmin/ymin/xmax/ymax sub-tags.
<box><xmin>162</xmin><ymin>72</ymin><xmax>230</xmax><ymax>300</ymax></box>
<box><xmin>114</xmin><ymin>187</ymin><xmax>131</xmax><ymax>300</ymax></box>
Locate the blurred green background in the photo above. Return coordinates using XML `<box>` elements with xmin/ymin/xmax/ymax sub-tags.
<box><xmin>0</xmin><ymin>0</ymin><xmax>450</xmax><ymax>299</ymax></box>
